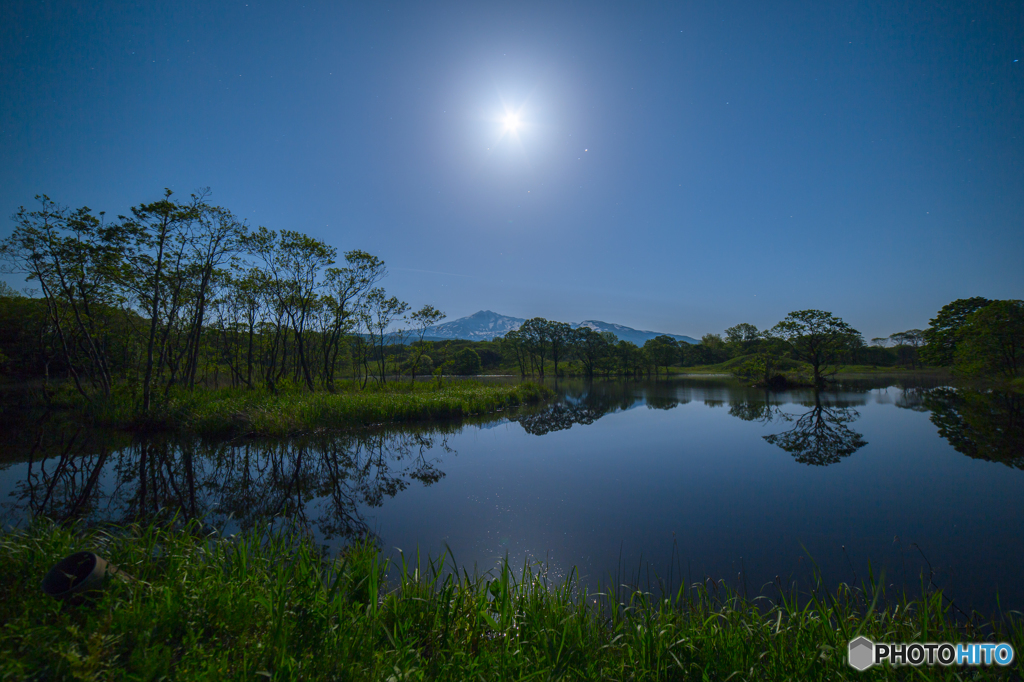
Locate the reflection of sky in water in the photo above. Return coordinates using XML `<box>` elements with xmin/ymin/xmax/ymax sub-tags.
<box><xmin>1</xmin><ymin>378</ymin><xmax>1022</xmax><ymax>614</ymax></box>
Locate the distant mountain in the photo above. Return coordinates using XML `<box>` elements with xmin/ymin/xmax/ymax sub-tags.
<box><xmin>575</xmin><ymin>320</ymin><xmax>698</xmax><ymax>346</ymax></box>
<box><xmin>424</xmin><ymin>310</ymin><xmax>525</xmax><ymax>341</ymax></box>
<box><xmin>424</xmin><ymin>311</ymin><xmax>697</xmax><ymax>345</ymax></box>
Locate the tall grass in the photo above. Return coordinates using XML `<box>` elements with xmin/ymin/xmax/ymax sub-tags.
<box><xmin>1</xmin><ymin>521</ymin><xmax>1020</xmax><ymax>680</ymax></box>
<box><xmin>56</xmin><ymin>380</ymin><xmax>552</xmax><ymax>437</ymax></box>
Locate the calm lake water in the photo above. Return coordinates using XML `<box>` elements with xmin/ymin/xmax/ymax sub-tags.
<box><xmin>2</xmin><ymin>377</ymin><xmax>1022</xmax><ymax>614</ymax></box>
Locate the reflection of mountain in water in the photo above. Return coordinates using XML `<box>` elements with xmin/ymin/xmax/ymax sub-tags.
<box><xmin>1</xmin><ymin>424</ymin><xmax>454</xmax><ymax>541</ymax></box>
<box><xmin>924</xmin><ymin>388</ymin><xmax>1024</xmax><ymax>469</ymax></box>
<box><xmin>748</xmin><ymin>393</ymin><xmax>868</xmax><ymax>466</ymax></box>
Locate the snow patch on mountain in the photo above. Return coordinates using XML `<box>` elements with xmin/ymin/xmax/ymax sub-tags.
<box><xmin>424</xmin><ymin>310</ymin><xmax>524</xmax><ymax>340</ymax></box>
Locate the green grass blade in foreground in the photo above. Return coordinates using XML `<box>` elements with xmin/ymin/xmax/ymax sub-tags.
<box><xmin>1</xmin><ymin>520</ymin><xmax>1021</xmax><ymax>680</ymax></box>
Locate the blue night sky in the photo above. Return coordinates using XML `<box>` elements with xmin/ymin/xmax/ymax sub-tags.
<box><xmin>1</xmin><ymin>1</ymin><xmax>1021</xmax><ymax>340</ymax></box>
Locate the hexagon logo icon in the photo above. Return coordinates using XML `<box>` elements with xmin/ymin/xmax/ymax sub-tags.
<box><xmin>848</xmin><ymin>636</ymin><xmax>875</xmax><ymax>671</ymax></box>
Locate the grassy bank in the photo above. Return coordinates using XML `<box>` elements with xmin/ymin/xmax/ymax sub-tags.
<box><xmin>1</xmin><ymin>522</ymin><xmax>1020</xmax><ymax>681</ymax></box>
<box><xmin>668</xmin><ymin>355</ymin><xmax>806</xmax><ymax>376</ymax></box>
<box><xmin>43</xmin><ymin>380</ymin><xmax>552</xmax><ymax>437</ymax></box>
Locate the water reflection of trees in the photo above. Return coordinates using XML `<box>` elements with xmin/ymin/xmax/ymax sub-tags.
<box><xmin>728</xmin><ymin>392</ymin><xmax>787</xmax><ymax>424</ymax></box>
<box><xmin>924</xmin><ymin>388</ymin><xmax>1024</xmax><ymax>469</ymax></box>
<box><xmin>510</xmin><ymin>383</ymin><xmax>636</xmax><ymax>435</ymax></box>
<box><xmin>511</xmin><ymin>399</ymin><xmax>612</xmax><ymax>436</ymax></box>
<box><xmin>0</xmin><ymin>424</ymin><xmax>126</xmax><ymax>523</ymax></box>
<box><xmin>729</xmin><ymin>392</ymin><xmax>868</xmax><ymax>466</ymax></box>
<box><xmin>894</xmin><ymin>386</ymin><xmax>930</xmax><ymax>412</ymax></box>
<box><xmin>763</xmin><ymin>400</ymin><xmax>867</xmax><ymax>466</ymax></box>
<box><xmin>645</xmin><ymin>395</ymin><xmax>681</xmax><ymax>411</ymax></box>
<box><xmin>2</xmin><ymin>424</ymin><xmax>453</xmax><ymax>540</ymax></box>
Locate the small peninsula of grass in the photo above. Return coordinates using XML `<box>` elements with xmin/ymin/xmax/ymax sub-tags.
<box><xmin>2</xmin><ymin>521</ymin><xmax>1020</xmax><ymax>681</ymax></box>
<box><xmin>46</xmin><ymin>380</ymin><xmax>552</xmax><ymax>437</ymax></box>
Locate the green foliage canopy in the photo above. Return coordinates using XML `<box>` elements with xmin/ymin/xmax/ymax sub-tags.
<box><xmin>452</xmin><ymin>347</ymin><xmax>482</xmax><ymax>375</ymax></box>
<box><xmin>770</xmin><ymin>310</ymin><xmax>860</xmax><ymax>386</ymax></box>
<box><xmin>953</xmin><ymin>299</ymin><xmax>1024</xmax><ymax>379</ymax></box>
<box><xmin>920</xmin><ymin>296</ymin><xmax>991</xmax><ymax>367</ymax></box>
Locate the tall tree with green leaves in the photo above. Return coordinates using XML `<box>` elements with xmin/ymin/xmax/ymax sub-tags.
<box><xmin>724</xmin><ymin>323</ymin><xmax>760</xmax><ymax>345</ymax></box>
<box><xmin>319</xmin><ymin>250</ymin><xmax>386</xmax><ymax>387</ymax></box>
<box><xmin>215</xmin><ymin>266</ymin><xmax>268</xmax><ymax>387</ymax></box>
<box><xmin>572</xmin><ymin>327</ymin><xmax>612</xmax><ymax>378</ymax></box>
<box><xmin>771</xmin><ymin>310</ymin><xmax>860</xmax><ymax>386</ymax></box>
<box><xmin>953</xmin><ymin>300</ymin><xmax>1024</xmax><ymax>379</ymax></box>
<box><xmin>452</xmin><ymin>347</ymin><xmax>482</xmax><ymax>375</ymax></box>
<box><xmin>518</xmin><ymin>317</ymin><xmax>550</xmax><ymax>377</ymax></box>
<box><xmin>244</xmin><ymin>226</ymin><xmax>336</xmax><ymax>391</ymax></box>
<box><xmin>547</xmin><ymin>321</ymin><xmax>572</xmax><ymax>378</ymax></box>
<box><xmin>920</xmin><ymin>297</ymin><xmax>991</xmax><ymax>366</ymax></box>
<box><xmin>501</xmin><ymin>329</ymin><xmax>529</xmax><ymax>377</ymax></box>
<box><xmin>362</xmin><ymin>288</ymin><xmax>409</xmax><ymax>385</ymax></box>
<box><xmin>179</xmin><ymin>203</ymin><xmax>246</xmax><ymax>390</ymax></box>
<box><xmin>889</xmin><ymin>329</ymin><xmax>924</xmax><ymax>368</ymax></box>
<box><xmin>123</xmin><ymin>190</ymin><xmax>212</xmax><ymax>409</ymax></box>
<box><xmin>1</xmin><ymin>196</ymin><xmax>129</xmax><ymax>399</ymax></box>
<box><xmin>407</xmin><ymin>304</ymin><xmax>445</xmax><ymax>382</ymax></box>
<box><xmin>615</xmin><ymin>340</ymin><xmax>642</xmax><ymax>378</ymax></box>
<box><xmin>644</xmin><ymin>335</ymin><xmax>679</xmax><ymax>377</ymax></box>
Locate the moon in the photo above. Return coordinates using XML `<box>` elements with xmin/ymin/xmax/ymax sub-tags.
<box><xmin>503</xmin><ymin>113</ymin><xmax>521</xmax><ymax>133</ymax></box>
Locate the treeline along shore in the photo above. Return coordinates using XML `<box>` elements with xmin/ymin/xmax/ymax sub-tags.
<box><xmin>474</xmin><ymin>298</ymin><xmax>1021</xmax><ymax>389</ymax></box>
<box><xmin>0</xmin><ymin>190</ymin><xmax>1020</xmax><ymax>431</ymax></box>
<box><xmin>0</xmin><ymin>191</ymin><xmax>559</xmax><ymax>433</ymax></box>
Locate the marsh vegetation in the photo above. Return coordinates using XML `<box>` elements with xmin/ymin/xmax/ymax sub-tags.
<box><xmin>2</xmin><ymin>520</ymin><xmax>1021</xmax><ymax>681</ymax></box>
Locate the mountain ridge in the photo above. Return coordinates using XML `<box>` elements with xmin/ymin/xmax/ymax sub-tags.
<box><xmin>423</xmin><ymin>310</ymin><xmax>698</xmax><ymax>345</ymax></box>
